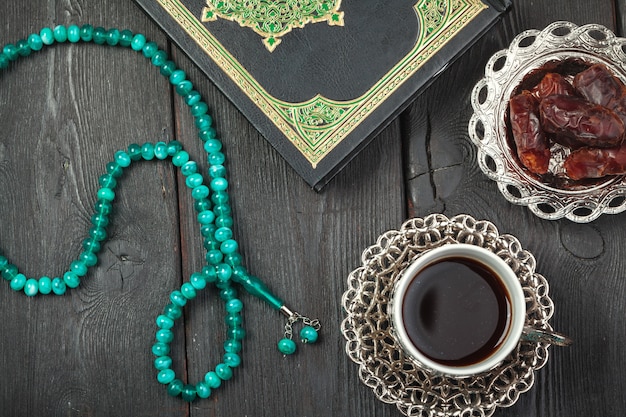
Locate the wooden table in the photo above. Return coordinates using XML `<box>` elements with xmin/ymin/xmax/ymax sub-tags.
<box><xmin>0</xmin><ymin>1</ymin><xmax>624</xmax><ymax>416</ymax></box>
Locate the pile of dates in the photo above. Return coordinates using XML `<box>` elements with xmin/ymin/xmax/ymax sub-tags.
<box><xmin>509</xmin><ymin>62</ymin><xmax>626</xmax><ymax>180</ymax></box>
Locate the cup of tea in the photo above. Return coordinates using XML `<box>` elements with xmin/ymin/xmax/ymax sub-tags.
<box><xmin>390</xmin><ymin>243</ymin><xmax>571</xmax><ymax>377</ymax></box>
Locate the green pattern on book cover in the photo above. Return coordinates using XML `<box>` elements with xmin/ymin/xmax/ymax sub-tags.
<box><xmin>158</xmin><ymin>0</ymin><xmax>488</xmax><ymax>167</ymax></box>
<box><xmin>201</xmin><ymin>0</ymin><xmax>344</xmax><ymax>52</ymax></box>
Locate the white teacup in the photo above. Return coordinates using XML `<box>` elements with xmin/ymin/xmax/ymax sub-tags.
<box><xmin>390</xmin><ymin>244</ymin><xmax>571</xmax><ymax>377</ymax></box>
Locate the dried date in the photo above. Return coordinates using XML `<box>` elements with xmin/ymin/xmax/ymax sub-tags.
<box><xmin>539</xmin><ymin>94</ymin><xmax>625</xmax><ymax>148</ymax></box>
<box><xmin>564</xmin><ymin>144</ymin><xmax>626</xmax><ymax>180</ymax></box>
<box><xmin>532</xmin><ymin>73</ymin><xmax>576</xmax><ymax>100</ymax></box>
<box><xmin>509</xmin><ymin>91</ymin><xmax>550</xmax><ymax>174</ymax></box>
<box><xmin>573</xmin><ymin>64</ymin><xmax>626</xmax><ymax>109</ymax></box>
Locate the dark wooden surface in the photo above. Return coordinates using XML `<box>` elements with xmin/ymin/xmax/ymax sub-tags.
<box><xmin>0</xmin><ymin>1</ymin><xmax>624</xmax><ymax>416</ymax></box>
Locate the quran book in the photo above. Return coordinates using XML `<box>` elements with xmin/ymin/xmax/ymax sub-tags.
<box><xmin>135</xmin><ymin>0</ymin><xmax>512</xmax><ymax>189</ymax></box>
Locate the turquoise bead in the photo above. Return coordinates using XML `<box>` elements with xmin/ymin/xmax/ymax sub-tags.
<box><xmin>185</xmin><ymin>90</ymin><xmax>201</xmax><ymax>106</ymax></box>
<box><xmin>89</xmin><ymin>226</ymin><xmax>107</xmax><ymax>241</ymax></box>
<box><xmin>194</xmin><ymin>199</ymin><xmax>212</xmax><ymax>212</ymax></box>
<box><xmin>199</xmin><ymin>127</ymin><xmax>217</xmax><ymax>141</ymax></box>
<box><xmin>300</xmin><ymin>326</ymin><xmax>319</xmax><ymax>343</ymax></box>
<box><xmin>154</xmin><ymin>142</ymin><xmax>168</xmax><ymax>160</ymax></box>
<box><xmin>197</xmin><ymin>210</ymin><xmax>215</xmax><ymax>225</ymax></box>
<box><xmin>63</xmin><ymin>271</ymin><xmax>80</xmax><ymax>288</ymax></box>
<box><xmin>278</xmin><ymin>338</ymin><xmax>297</xmax><ymax>355</ymax></box>
<box><xmin>192</xmin><ymin>185</ymin><xmax>210</xmax><ymax>200</ymax></box>
<box><xmin>190</xmin><ymin>102</ymin><xmax>208</xmax><ymax>117</ymax></box>
<box><xmin>10</xmin><ymin>273</ymin><xmax>27</xmax><ymax>291</ymax></box>
<box><xmin>203</xmin><ymin>266</ymin><xmax>218</xmax><ymax>283</ymax></box>
<box><xmin>79</xmin><ymin>251</ymin><xmax>98</xmax><ymax>267</ymax></box>
<box><xmin>172</xmin><ymin>150</ymin><xmax>190</xmax><ymax>167</ymax></box>
<box><xmin>205</xmin><ymin>249</ymin><xmax>223</xmax><ymax>265</ymax></box>
<box><xmin>223</xmin><ymin>339</ymin><xmax>242</xmax><ymax>353</ymax></box>
<box><xmin>159</xmin><ymin>60</ymin><xmax>176</xmax><ymax>77</ymax></box>
<box><xmin>169</xmin><ymin>69</ymin><xmax>186</xmax><ymax>85</ymax></box>
<box><xmin>127</xmin><ymin>143</ymin><xmax>142</xmax><ymax>161</ymax></box>
<box><xmin>98</xmin><ymin>173</ymin><xmax>117</xmax><ymax>189</ymax></box>
<box><xmin>169</xmin><ymin>291</ymin><xmax>187</xmax><ymax>307</ymax></box>
<box><xmin>114</xmin><ymin>150</ymin><xmax>131</xmax><ymax>167</ymax></box>
<box><xmin>189</xmin><ymin>272</ymin><xmax>207</xmax><ymax>290</ymax></box>
<box><xmin>201</xmin><ymin>225</ymin><xmax>216</xmax><ymax>238</ymax></box>
<box><xmin>195</xmin><ymin>381</ymin><xmax>211</xmax><ymax>399</ymax></box>
<box><xmin>213</xmin><ymin>203</ymin><xmax>231</xmax><ymax>216</ymax></box>
<box><xmin>156</xmin><ymin>314</ymin><xmax>174</xmax><ymax>330</ymax></box>
<box><xmin>141</xmin><ymin>41</ymin><xmax>158</xmax><ymax>58</ymax></box>
<box><xmin>195</xmin><ymin>115</ymin><xmax>213</xmax><ymax>131</ymax></box>
<box><xmin>225</xmin><ymin>299</ymin><xmax>243</xmax><ymax>314</ymax></box>
<box><xmin>53</xmin><ymin>25</ymin><xmax>68</xmax><ymax>43</ymax></box>
<box><xmin>67</xmin><ymin>25</ymin><xmax>81</xmax><ymax>43</ymax></box>
<box><xmin>175</xmin><ymin>80</ymin><xmax>193</xmax><ymax>96</ymax></box>
<box><xmin>0</xmin><ymin>53</ymin><xmax>8</xmax><ymax>69</ymax></box>
<box><xmin>3</xmin><ymin>44</ymin><xmax>18</xmax><ymax>61</ymax></box>
<box><xmin>181</xmin><ymin>283</ymin><xmax>197</xmax><ymax>300</ymax></box>
<box><xmin>215</xmin><ymin>214</ymin><xmax>233</xmax><ymax>228</ymax></box>
<box><xmin>38</xmin><ymin>276</ymin><xmax>52</xmax><ymax>295</ymax></box>
<box><xmin>70</xmin><ymin>260</ymin><xmax>88</xmax><ymax>277</ymax></box>
<box><xmin>225</xmin><ymin>313</ymin><xmax>242</xmax><ymax>327</ymax></box>
<box><xmin>204</xmin><ymin>371</ymin><xmax>221</xmax><ymax>388</ymax></box>
<box><xmin>141</xmin><ymin>142</ymin><xmax>155</xmax><ymax>160</ymax></box>
<box><xmin>24</xmin><ymin>279</ymin><xmax>39</xmax><ymax>296</ymax></box>
<box><xmin>154</xmin><ymin>355</ymin><xmax>172</xmax><ymax>371</ymax></box>
<box><xmin>203</xmin><ymin>139</ymin><xmax>222</xmax><ymax>154</ymax></box>
<box><xmin>2</xmin><ymin>263</ymin><xmax>18</xmax><ymax>281</ymax></box>
<box><xmin>214</xmin><ymin>226</ymin><xmax>232</xmax><ymax>242</ymax></box>
<box><xmin>207</xmin><ymin>151</ymin><xmax>225</xmax><ymax>166</ymax></box>
<box><xmin>181</xmin><ymin>385</ymin><xmax>197</xmax><ymax>402</ymax></box>
<box><xmin>51</xmin><ymin>278</ymin><xmax>66</xmax><ymax>295</ymax></box>
<box><xmin>97</xmin><ymin>187</ymin><xmax>115</xmax><ymax>201</ymax></box>
<box><xmin>150</xmin><ymin>49</ymin><xmax>167</xmax><ymax>67</ymax></box>
<box><xmin>95</xmin><ymin>200</ymin><xmax>113</xmax><ymax>215</ymax></box>
<box><xmin>156</xmin><ymin>329</ymin><xmax>174</xmax><ymax>343</ymax></box>
<box><xmin>221</xmin><ymin>240</ymin><xmax>239</xmax><ymax>256</ymax></box>
<box><xmin>91</xmin><ymin>213</ymin><xmax>109</xmax><ymax>228</ymax></box>
<box><xmin>223</xmin><ymin>353</ymin><xmax>241</xmax><ymax>368</ymax></box>
<box><xmin>166</xmin><ymin>140</ymin><xmax>183</xmax><ymax>155</ymax></box>
<box><xmin>181</xmin><ymin>161</ymin><xmax>198</xmax><ymax>176</ymax></box>
<box><xmin>130</xmin><ymin>33</ymin><xmax>146</xmax><ymax>51</ymax></box>
<box><xmin>40</xmin><ymin>27</ymin><xmax>55</xmax><ymax>45</ymax></box>
<box><xmin>209</xmin><ymin>165</ymin><xmax>226</xmax><ymax>179</ymax></box>
<box><xmin>228</xmin><ymin>327</ymin><xmax>246</xmax><ymax>340</ymax></box>
<box><xmin>215</xmin><ymin>364</ymin><xmax>232</xmax><ymax>380</ymax></box>
<box><xmin>185</xmin><ymin>173</ymin><xmax>203</xmax><ymax>189</ymax></box>
<box><xmin>27</xmin><ymin>34</ymin><xmax>43</xmax><ymax>51</ymax></box>
<box><xmin>167</xmin><ymin>379</ymin><xmax>184</xmax><ymax>397</ymax></box>
<box><xmin>106</xmin><ymin>28</ymin><xmax>120</xmax><ymax>46</ymax></box>
<box><xmin>157</xmin><ymin>369</ymin><xmax>175</xmax><ymax>384</ymax></box>
<box><xmin>16</xmin><ymin>39</ymin><xmax>31</xmax><ymax>56</ymax></box>
<box><xmin>119</xmin><ymin>29</ymin><xmax>133</xmax><ymax>47</ymax></box>
<box><xmin>79</xmin><ymin>24</ymin><xmax>94</xmax><ymax>42</ymax></box>
<box><xmin>93</xmin><ymin>27</ymin><xmax>107</xmax><ymax>44</ymax></box>
<box><xmin>152</xmin><ymin>342</ymin><xmax>170</xmax><ymax>356</ymax></box>
<box><xmin>106</xmin><ymin>161</ymin><xmax>124</xmax><ymax>177</ymax></box>
<box><xmin>212</xmin><ymin>191</ymin><xmax>229</xmax><ymax>205</ymax></box>
<box><xmin>163</xmin><ymin>303</ymin><xmax>183</xmax><ymax>320</ymax></box>
<box><xmin>225</xmin><ymin>253</ymin><xmax>242</xmax><ymax>266</ymax></box>
<box><xmin>0</xmin><ymin>256</ymin><xmax>7</xmax><ymax>268</ymax></box>
<box><xmin>219</xmin><ymin>287</ymin><xmax>237</xmax><ymax>301</ymax></box>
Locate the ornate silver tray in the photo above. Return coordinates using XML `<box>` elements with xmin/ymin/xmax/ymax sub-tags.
<box><xmin>341</xmin><ymin>214</ymin><xmax>555</xmax><ymax>417</ymax></box>
<box><xmin>469</xmin><ymin>21</ymin><xmax>626</xmax><ymax>223</ymax></box>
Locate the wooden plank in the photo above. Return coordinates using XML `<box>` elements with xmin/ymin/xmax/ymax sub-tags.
<box><xmin>0</xmin><ymin>1</ymin><xmax>186</xmax><ymax>416</ymax></box>
<box><xmin>404</xmin><ymin>1</ymin><xmax>624</xmax><ymax>417</ymax></box>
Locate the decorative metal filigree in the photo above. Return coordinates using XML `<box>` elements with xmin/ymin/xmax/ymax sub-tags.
<box><xmin>469</xmin><ymin>21</ymin><xmax>626</xmax><ymax>222</ymax></box>
<box><xmin>201</xmin><ymin>0</ymin><xmax>344</xmax><ymax>52</ymax></box>
<box><xmin>341</xmin><ymin>214</ymin><xmax>555</xmax><ymax>417</ymax></box>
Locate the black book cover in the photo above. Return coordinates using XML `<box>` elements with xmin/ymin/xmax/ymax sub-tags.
<box><xmin>134</xmin><ymin>0</ymin><xmax>512</xmax><ymax>189</ymax></box>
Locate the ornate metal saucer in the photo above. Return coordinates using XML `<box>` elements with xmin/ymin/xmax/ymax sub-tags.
<box><xmin>469</xmin><ymin>21</ymin><xmax>626</xmax><ymax>223</ymax></box>
<box><xmin>341</xmin><ymin>214</ymin><xmax>555</xmax><ymax>417</ymax></box>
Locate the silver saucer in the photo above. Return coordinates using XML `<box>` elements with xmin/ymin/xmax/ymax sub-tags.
<box><xmin>341</xmin><ymin>214</ymin><xmax>555</xmax><ymax>417</ymax></box>
<box><xmin>469</xmin><ymin>21</ymin><xmax>626</xmax><ymax>222</ymax></box>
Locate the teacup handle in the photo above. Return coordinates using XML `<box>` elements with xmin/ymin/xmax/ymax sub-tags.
<box><xmin>521</xmin><ymin>326</ymin><xmax>573</xmax><ymax>347</ymax></box>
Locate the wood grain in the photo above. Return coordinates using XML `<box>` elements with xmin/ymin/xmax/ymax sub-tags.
<box><xmin>0</xmin><ymin>0</ymin><xmax>624</xmax><ymax>416</ymax></box>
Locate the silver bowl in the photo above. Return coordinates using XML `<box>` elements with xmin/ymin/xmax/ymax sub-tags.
<box><xmin>469</xmin><ymin>21</ymin><xmax>626</xmax><ymax>222</ymax></box>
